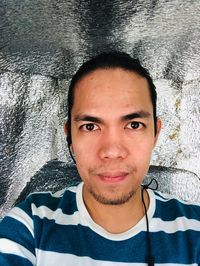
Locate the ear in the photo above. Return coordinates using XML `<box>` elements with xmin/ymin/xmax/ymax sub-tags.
<box><xmin>154</xmin><ymin>117</ymin><xmax>162</xmax><ymax>146</ymax></box>
<box><xmin>63</xmin><ymin>122</ymin><xmax>68</xmax><ymax>136</ymax></box>
<box><xmin>64</xmin><ymin>122</ymin><xmax>74</xmax><ymax>153</ymax></box>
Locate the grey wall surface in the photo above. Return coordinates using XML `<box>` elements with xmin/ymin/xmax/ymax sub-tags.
<box><xmin>0</xmin><ymin>0</ymin><xmax>200</xmax><ymax>217</ymax></box>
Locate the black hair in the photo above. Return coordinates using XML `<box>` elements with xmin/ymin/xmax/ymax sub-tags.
<box><xmin>67</xmin><ymin>51</ymin><xmax>157</xmax><ymax>145</ymax></box>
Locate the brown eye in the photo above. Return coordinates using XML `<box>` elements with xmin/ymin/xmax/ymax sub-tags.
<box><xmin>130</xmin><ymin>122</ymin><xmax>140</xmax><ymax>129</ymax></box>
<box><xmin>86</xmin><ymin>124</ymin><xmax>95</xmax><ymax>131</ymax></box>
<box><xmin>126</xmin><ymin>121</ymin><xmax>144</xmax><ymax>130</ymax></box>
<box><xmin>81</xmin><ymin>123</ymin><xmax>98</xmax><ymax>131</ymax></box>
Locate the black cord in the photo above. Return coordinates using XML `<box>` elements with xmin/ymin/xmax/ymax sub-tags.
<box><xmin>142</xmin><ymin>178</ymin><xmax>158</xmax><ymax>191</ymax></box>
<box><xmin>141</xmin><ymin>178</ymin><xmax>158</xmax><ymax>266</ymax></box>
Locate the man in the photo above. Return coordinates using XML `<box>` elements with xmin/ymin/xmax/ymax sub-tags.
<box><xmin>0</xmin><ymin>52</ymin><xmax>199</xmax><ymax>266</ymax></box>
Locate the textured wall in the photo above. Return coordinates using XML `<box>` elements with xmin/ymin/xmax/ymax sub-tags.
<box><xmin>0</xmin><ymin>0</ymin><xmax>200</xmax><ymax>217</ymax></box>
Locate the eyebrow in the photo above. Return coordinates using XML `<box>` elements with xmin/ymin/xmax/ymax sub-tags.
<box><xmin>121</xmin><ymin>111</ymin><xmax>151</xmax><ymax>121</ymax></box>
<box><xmin>73</xmin><ymin>111</ymin><xmax>151</xmax><ymax>124</ymax></box>
<box><xmin>74</xmin><ymin>115</ymin><xmax>102</xmax><ymax>123</ymax></box>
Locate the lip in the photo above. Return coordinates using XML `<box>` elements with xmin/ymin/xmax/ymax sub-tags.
<box><xmin>97</xmin><ymin>172</ymin><xmax>128</xmax><ymax>183</ymax></box>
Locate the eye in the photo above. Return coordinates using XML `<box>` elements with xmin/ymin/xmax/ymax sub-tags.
<box><xmin>126</xmin><ymin>121</ymin><xmax>144</xmax><ymax>130</ymax></box>
<box><xmin>80</xmin><ymin>123</ymin><xmax>99</xmax><ymax>131</ymax></box>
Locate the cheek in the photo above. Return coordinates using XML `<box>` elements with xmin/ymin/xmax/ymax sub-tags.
<box><xmin>72</xmin><ymin>140</ymin><xmax>97</xmax><ymax>170</ymax></box>
<box><xmin>73</xmin><ymin>150</ymin><xmax>89</xmax><ymax>181</ymax></box>
<box><xmin>73</xmin><ymin>138</ymin><xmax>95</xmax><ymax>155</ymax></box>
<box><xmin>131</xmin><ymin>142</ymin><xmax>154</xmax><ymax>177</ymax></box>
<box><xmin>131</xmin><ymin>138</ymin><xmax>155</xmax><ymax>161</ymax></box>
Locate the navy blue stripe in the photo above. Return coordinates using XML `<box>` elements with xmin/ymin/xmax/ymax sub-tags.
<box><xmin>0</xmin><ymin>253</ymin><xmax>33</xmax><ymax>266</ymax></box>
<box><xmin>0</xmin><ymin>216</ymin><xmax>35</xmax><ymax>255</ymax></box>
<box><xmin>17</xmin><ymin>190</ymin><xmax>78</xmax><ymax>216</ymax></box>
<box><xmin>34</xmin><ymin>219</ymin><xmax>147</xmax><ymax>262</ymax></box>
<box><xmin>33</xmin><ymin>219</ymin><xmax>199</xmax><ymax>264</ymax></box>
<box><xmin>154</xmin><ymin>197</ymin><xmax>200</xmax><ymax>221</ymax></box>
<box><xmin>15</xmin><ymin>199</ymin><xmax>33</xmax><ymax>220</ymax></box>
<box><xmin>59</xmin><ymin>190</ymin><xmax>78</xmax><ymax>214</ymax></box>
<box><xmin>151</xmin><ymin>230</ymin><xmax>199</xmax><ymax>264</ymax></box>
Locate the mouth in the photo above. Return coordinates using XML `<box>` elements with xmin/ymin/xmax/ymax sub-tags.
<box><xmin>97</xmin><ymin>172</ymin><xmax>129</xmax><ymax>183</ymax></box>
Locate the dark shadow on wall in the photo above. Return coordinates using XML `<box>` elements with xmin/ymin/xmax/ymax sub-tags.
<box><xmin>14</xmin><ymin>159</ymin><xmax>200</xmax><ymax>207</ymax></box>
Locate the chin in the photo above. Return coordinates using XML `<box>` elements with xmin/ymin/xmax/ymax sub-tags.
<box><xmin>89</xmin><ymin>187</ymin><xmax>137</xmax><ymax>206</ymax></box>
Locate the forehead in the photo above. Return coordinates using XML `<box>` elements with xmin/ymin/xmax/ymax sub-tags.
<box><xmin>72</xmin><ymin>68</ymin><xmax>153</xmax><ymax>116</ymax></box>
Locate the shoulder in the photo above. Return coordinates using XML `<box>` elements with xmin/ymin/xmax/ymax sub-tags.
<box><xmin>5</xmin><ymin>184</ymin><xmax>81</xmax><ymax>225</ymax></box>
<box><xmin>153</xmin><ymin>190</ymin><xmax>200</xmax><ymax>221</ymax></box>
<box><xmin>0</xmin><ymin>184</ymin><xmax>81</xmax><ymax>247</ymax></box>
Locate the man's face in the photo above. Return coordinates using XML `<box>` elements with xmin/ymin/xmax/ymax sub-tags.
<box><xmin>69</xmin><ymin>68</ymin><xmax>161</xmax><ymax>205</ymax></box>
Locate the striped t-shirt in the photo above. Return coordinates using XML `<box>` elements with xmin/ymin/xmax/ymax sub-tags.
<box><xmin>0</xmin><ymin>182</ymin><xmax>199</xmax><ymax>266</ymax></box>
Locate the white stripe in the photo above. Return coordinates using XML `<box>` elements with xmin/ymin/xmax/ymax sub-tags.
<box><xmin>52</xmin><ymin>188</ymin><xmax>66</xmax><ymax>197</ymax></box>
<box><xmin>28</xmin><ymin>185</ymin><xmax>77</xmax><ymax>198</ymax></box>
<box><xmin>0</xmin><ymin>238</ymin><xmax>36</xmax><ymax>265</ymax></box>
<box><xmin>35</xmin><ymin>250</ymin><xmax>198</xmax><ymax>266</ymax></box>
<box><xmin>52</xmin><ymin>185</ymin><xmax>78</xmax><ymax>197</ymax></box>
<box><xmin>67</xmin><ymin>185</ymin><xmax>79</xmax><ymax>193</ymax></box>
<box><xmin>29</xmin><ymin>190</ymin><xmax>64</xmax><ymax>198</ymax></box>
<box><xmin>6</xmin><ymin>207</ymin><xmax>34</xmax><ymax>237</ymax></box>
<box><xmin>155</xmin><ymin>193</ymin><xmax>200</xmax><ymax>206</ymax></box>
<box><xmin>31</xmin><ymin>204</ymin><xmax>86</xmax><ymax>226</ymax></box>
<box><xmin>151</xmin><ymin>217</ymin><xmax>200</xmax><ymax>233</ymax></box>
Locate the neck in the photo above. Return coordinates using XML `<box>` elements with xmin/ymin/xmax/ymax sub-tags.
<box><xmin>83</xmin><ymin>186</ymin><xmax>149</xmax><ymax>234</ymax></box>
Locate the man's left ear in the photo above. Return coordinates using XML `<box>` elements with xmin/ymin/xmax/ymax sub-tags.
<box><xmin>64</xmin><ymin>122</ymin><xmax>68</xmax><ymax>136</ymax></box>
<box><xmin>64</xmin><ymin>122</ymin><xmax>74</xmax><ymax>153</ymax></box>
<box><xmin>154</xmin><ymin>117</ymin><xmax>162</xmax><ymax>145</ymax></box>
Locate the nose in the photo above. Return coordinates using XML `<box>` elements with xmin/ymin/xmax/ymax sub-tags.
<box><xmin>98</xmin><ymin>130</ymin><xmax>128</xmax><ymax>160</ymax></box>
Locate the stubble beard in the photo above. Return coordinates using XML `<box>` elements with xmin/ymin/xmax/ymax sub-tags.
<box><xmin>87</xmin><ymin>186</ymin><xmax>136</xmax><ymax>205</ymax></box>
<box><xmin>84</xmin><ymin>165</ymin><xmax>139</xmax><ymax>205</ymax></box>
<box><xmin>84</xmin><ymin>165</ymin><xmax>140</xmax><ymax>206</ymax></box>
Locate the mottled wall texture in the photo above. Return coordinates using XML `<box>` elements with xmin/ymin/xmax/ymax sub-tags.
<box><xmin>0</xmin><ymin>0</ymin><xmax>200</xmax><ymax>217</ymax></box>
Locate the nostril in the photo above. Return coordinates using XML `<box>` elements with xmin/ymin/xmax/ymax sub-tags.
<box><xmin>99</xmin><ymin>143</ymin><xmax>128</xmax><ymax>160</ymax></box>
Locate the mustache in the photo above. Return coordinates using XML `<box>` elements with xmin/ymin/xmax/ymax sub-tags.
<box><xmin>88</xmin><ymin>164</ymin><xmax>136</xmax><ymax>175</ymax></box>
